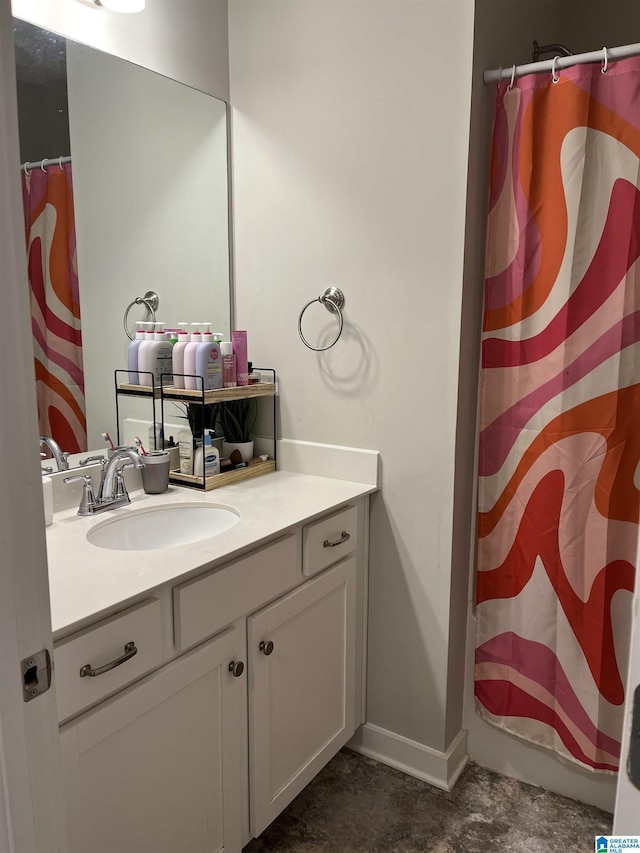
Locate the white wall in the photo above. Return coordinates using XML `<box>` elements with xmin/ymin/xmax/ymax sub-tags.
<box><xmin>67</xmin><ymin>45</ymin><xmax>229</xmax><ymax>447</ymax></box>
<box><xmin>230</xmin><ymin>0</ymin><xmax>475</xmax><ymax>761</ymax></box>
<box><xmin>11</xmin><ymin>0</ymin><xmax>229</xmax><ymax>101</ymax></box>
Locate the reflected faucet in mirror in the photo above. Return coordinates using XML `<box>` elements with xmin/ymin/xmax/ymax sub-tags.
<box><xmin>40</xmin><ymin>435</ymin><xmax>70</xmax><ymax>472</ymax></box>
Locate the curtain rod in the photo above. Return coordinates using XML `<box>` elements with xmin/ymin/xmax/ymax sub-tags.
<box><xmin>20</xmin><ymin>155</ymin><xmax>71</xmax><ymax>174</ymax></box>
<box><xmin>484</xmin><ymin>41</ymin><xmax>640</xmax><ymax>84</ymax></box>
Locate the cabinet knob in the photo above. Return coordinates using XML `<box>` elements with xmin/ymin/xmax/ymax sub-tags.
<box><xmin>259</xmin><ymin>640</ymin><xmax>274</xmax><ymax>656</ymax></box>
<box><xmin>228</xmin><ymin>660</ymin><xmax>244</xmax><ymax>677</ymax></box>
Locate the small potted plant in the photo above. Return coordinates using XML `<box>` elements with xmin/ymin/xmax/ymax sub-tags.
<box><xmin>179</xmin><ymin>402</ymin><xmax>218</xmax><ymax>438</ymax></box>
<box><xmin>218</xmin><ymin>398</ymin><xmax>258</xmax><ymax>463</ymax></box>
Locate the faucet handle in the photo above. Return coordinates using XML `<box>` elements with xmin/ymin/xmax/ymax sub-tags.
<box><xmin>63</xmin><ymin>474</ymin><xmax>97</xmax><ymax>516</ymax></box>
<box><xmin>79</xmin><ymin>455</ymin><xmax>107</xmax><ymax>469</ymax></box>
<box><xmin>113</xmin><ymin>467</ymin><xmax>131</xmax><ymax>503</ymax></box>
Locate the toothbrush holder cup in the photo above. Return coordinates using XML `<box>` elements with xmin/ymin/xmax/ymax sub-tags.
<box><xmin>140</xmin><ymin>451</ymin><xmax>170</xmax><ymax>494</ymax></box>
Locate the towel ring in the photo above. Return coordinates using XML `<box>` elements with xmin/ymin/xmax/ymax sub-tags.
<box><xmin>298</xmin><ymin>287</ymin><xmax>345</xmax><ymax>351</ymax></box>
<box><xmin>123</xmin><ymin>290</ymin><xmax>159</xmax><ymax>340</ymax></box>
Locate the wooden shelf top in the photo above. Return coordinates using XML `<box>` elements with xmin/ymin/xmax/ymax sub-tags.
<box><xmin>116</xmin><ymin>382</ymin><xmax>161</xmax><ymax>397</ymax></box>
<box><xmin>160</xmin><ymin>382</ymin><xmax>276</xmax><ymax>403</ymax></box>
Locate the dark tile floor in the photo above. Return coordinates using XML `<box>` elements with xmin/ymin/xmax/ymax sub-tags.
<box><xmin>244</xmin><ymin>748</ymin><xmax>612</xmax><ymax>852</ymax></box>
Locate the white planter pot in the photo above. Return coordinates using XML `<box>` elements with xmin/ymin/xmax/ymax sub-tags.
<box><xmin>222</xmin><ymin>440</ymin><xmax>254</xmax><ymax>464</ymax></box>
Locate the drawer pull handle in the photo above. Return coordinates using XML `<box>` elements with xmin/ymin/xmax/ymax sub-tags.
<box><xmin>323</xmin><ymin>531</ymin><xmax>351</xmax><ymax>548</ymax></box>
<box><xmin>228</xmin><ymin>660</ymin><xmax>245</xmax><ymax>678</ymax></box>
<box><xmin>79</xmin><ymin>641</ymin><xmax>137</xmax><ymax>678</ymax></box>
<box><xmin>259</xmin><ymin>640</ymin><xmax>274</xmax><ymax>656</ymax></box>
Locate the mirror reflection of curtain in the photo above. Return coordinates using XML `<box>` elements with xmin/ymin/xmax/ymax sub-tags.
<box><xmin>22</xmin><ymin>163</ymin><xmax>86</xmax><ymax>453</ymax></box>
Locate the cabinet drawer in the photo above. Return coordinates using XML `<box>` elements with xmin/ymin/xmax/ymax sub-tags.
<box><xmin>303</xmin><ymin>504</ymin><xmax>358</xmax><ymax>577</ymax></box>
<box><xmin>54</xmin><ymin>599</ymin><xmax>163</xmax><ymax>723</ymax></box>
<box><xmin>174</xmin><ymin>532</ymin><xmax>299</xmax><ymax>651</ymax></box>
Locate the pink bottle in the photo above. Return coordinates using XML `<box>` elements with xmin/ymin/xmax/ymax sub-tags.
<box><xmin>232</xmin><ymin>330</ymin><xmax>248</xmax><ymax>386</ymax></box>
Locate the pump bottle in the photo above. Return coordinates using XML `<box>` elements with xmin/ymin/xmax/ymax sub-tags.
<box><xmin>184</xmin><ymin>324</ymin><xmax>203</xmax><ymax>390</ymax></box>
<box><xmin>172</xmin><ymin>323</ymin><xmax>190</xmax><ymax>389</ymax></box>
<box><xmin>127</xmin><ymin>321</ymin><xmax>146</xmax><ymax>384</ymax></box>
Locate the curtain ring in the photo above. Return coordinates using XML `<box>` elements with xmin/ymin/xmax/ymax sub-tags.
<box><xmin>497</xmin><ymin>66</ymin><xmax>502</xmax><ymax>86</ymax></box>
<box><xmin>601</xmin><ymin>46</ymin><xmax>609</xmax><ymax>74</ymax></box>
<box><xmin>551</xmin><ymin>56</ymin><xmax>560</xmax><ymax>84</ymax></box>
<box><xmin>507</xmin><ymin>64</ymin><xmax>516</xmax><ymax>92</ymax></box>
<box><xmin>23</xmin><ymin>162</ymin><xmax>29</xmax><ymax>177</ymax></box>
<box><xmin>58</xmin><ymin>155</ymin><xmax>65</xmax><ymax>171</ymax></box>
<box><xmin>40</xmin><ymin>158</ymin><xmax>48</xmax><ymax>172</ymax></box>
<box><xmin>298</xmin><ymin>287</ymin><xmax>345</xmax><ymax>351</ymax></box>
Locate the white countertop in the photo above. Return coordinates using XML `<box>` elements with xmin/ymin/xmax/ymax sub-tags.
<box><xmin>46</xmin><ymin>470</ymin><xmax>375</xmax><ymax>639</ymax></box>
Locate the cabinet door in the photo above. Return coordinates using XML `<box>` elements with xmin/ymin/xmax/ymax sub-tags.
<box><xmin>60</xmin><ymin>626</ymin><xmax>244</xmax><ymax>853</ymax></box>
<box><xmin>248</xmin><ymin>557</ymin><xmax>357</xmax><ymax>837</ymax></box>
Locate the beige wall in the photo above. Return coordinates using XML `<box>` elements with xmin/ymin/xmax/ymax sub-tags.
<box><xmin>230</xmin><ymin>0</ymin><xmax>475</xmax><ymax>753</ymax></box>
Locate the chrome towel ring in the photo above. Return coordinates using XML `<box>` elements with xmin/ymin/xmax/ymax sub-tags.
<box><xmin>298</xmin><ymin>287</ymin><xmax>345</xmax><ymax>351</ymax></box>
<box><xmin>123</xmin><ymin>291</ymin><xmax>160</xmax><ymax>340</ymax></box>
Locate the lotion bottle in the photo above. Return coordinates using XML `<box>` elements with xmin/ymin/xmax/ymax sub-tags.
<box><xmin>172</xmin><ymin>323</ymin><xmax>190</xmax><ymax>389</ymax></box>
<box><xmin>203</xmin><ymin>432</ymin><xmax>220</xmax><ymax>476</ymax></box>
<box><xmin>195</xmin><ymin>324</ymin><xmax>222</xmax><ymax>390</ymax></box>
<box><xmin>136</xmin><ymin>324</ymin><xmax>156</xmax><ymax>386</ymax></box>
<box><xmin>184</xmin><ymin>324</ymin><xmax>202</xmax><ymax>390</ymax></box>
<box><xmin>150</xmin><ymin>324</ymin><xmax>174</xmax><ymax>386</ymax></box>
<box><xmin>178</xmin><ymin>428</ymin><xmax>193</xmax><ymax>475</ymax></box>
<box><xmin>127</xmin><ymin>321</ymin><xmax>146</xmax><ymax>384</ymax></box>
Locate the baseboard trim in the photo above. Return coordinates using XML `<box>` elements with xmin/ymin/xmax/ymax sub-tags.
<box><xmin>348</xmin><ymin>724</ymin><xmax>468</xmax><ymax>792</ymax></box>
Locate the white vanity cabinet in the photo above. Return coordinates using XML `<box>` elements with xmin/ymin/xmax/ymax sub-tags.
<box><xmin>248</xmin><ymin>556</ymin><xmax>357</xmax><ymax>836</ymax></box>
<box><xmin>59</xmin><ymin>625</ymin><xmax>244</xmax><ymax>853</ymax></box>
<box><xmin>54</xmin><ymin>496</ymin><xmax>368</xmax><ymax>852</ymax></box>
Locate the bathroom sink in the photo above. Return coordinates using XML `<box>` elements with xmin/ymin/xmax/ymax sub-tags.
<box><xmin>86</xmin><ymin>503</ymin><xmax>240</xmax><ymax>551</ymax></box>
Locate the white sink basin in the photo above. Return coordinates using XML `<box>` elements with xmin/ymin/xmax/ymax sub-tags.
<box><xmin>86</xmin><ymin>503</ymin><xmax>240</xmax><ymax>551</ymax></box>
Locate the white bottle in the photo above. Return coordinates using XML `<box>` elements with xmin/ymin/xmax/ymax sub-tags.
<box><xmin>193</xmin><ymin>439</ymin><xmax>204</xmax><ymax>478</ymax></box>
<box><xmin>203</xmin><ymin>432</ymin><xmax>220</xmax><ymax>476</ymax></box>
<box><xmin>195</xmin><ymin>324</ymin><xmax>222</xmax><ymax>391</ymax></box>
<box><xmin>141</xmin><ymin>323</ymin><xmax>173</xmax><ymax>388</ymax></box>
<box><xmin>178</xmin><ymin>428</ymin><xmax>193</xmax><ymax>475</ymax></box>
<box><xmin>172</xmin><ymin>322</ymin><xmax>190</xmax><ymax>389</ymax></box>
<box><xmin>127</xmin><ymin>321</ymin><xmax>146</xmax><ymax>384</ymax></box>
<box><xmin>184</xmin><ymin>324</ymin><xmax>202</xmax><ymax>391</ymax></box>
<box><xmin>136</xmin><ymin>325</ymin><xmax>156</xmax><ymax>386</ymax></box>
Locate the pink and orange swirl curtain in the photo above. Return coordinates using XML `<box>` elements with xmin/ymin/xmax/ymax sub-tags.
<box><xmin>22</xmin><ymin>163</ymin><xmax>87</xmax><ymax>453</ymax></box>
<box><xmin>475</xmin><ymin>58</ymin><xmax>640</xmax><ymax>772</ymax></box>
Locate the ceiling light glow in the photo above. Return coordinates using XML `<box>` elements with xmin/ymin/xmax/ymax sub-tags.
<box><xmin>96</xmin><ymin>0</ymin><xmax>145</xmax><ymax>12</ymax></box>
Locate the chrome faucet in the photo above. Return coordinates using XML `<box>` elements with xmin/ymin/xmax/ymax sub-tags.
<box><xmin>99</xmin><ymin>448</ymin><xmax>145</xmax><ymax>503</ymax></box>
<box><xmin>64</xmin><ymin>447</ymin><xmax>145</xmax><ymax>516</ymax></box>
<box><xmin>39</xmin><ymin>435</ymin><xmax>70</xmax><ymax>472</ymax></box>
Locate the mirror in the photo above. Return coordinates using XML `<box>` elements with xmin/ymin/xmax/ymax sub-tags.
<box><xmin>13</xmin><ymin>19</ymin><xmax>231</xmax><ymax>464</ymax></box>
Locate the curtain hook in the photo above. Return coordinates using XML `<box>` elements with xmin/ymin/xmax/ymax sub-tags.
<box><xmin>23</xmin><ymin>162</ymin><xmax>29</xmax><ymax>177</ymax></box>
<box><xmin>601</xmin><ymin>46</ymin><xmax>609</xmax><ymax>74</ymax></box>
<box><xmin>58</xmin><ymin>155</ymin><xmax>64</xmax><ymax>171</ymax></box>
<box><xmin>507</xmin><ymin>64</ymin><xmax>516</xmax><ymax>92</ymax></box>
<box><xmin>40</xmin><ymin>158</ymin><xmax>48</xmax><ymax>172</ymax></box>
<box><xmin>551</xmin><ymin>55</ymin><xmax>560</xmax><ymax>84</ymax></box>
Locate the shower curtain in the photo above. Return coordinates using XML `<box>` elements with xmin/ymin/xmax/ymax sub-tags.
<box><xmin>475</xmin><ymin>57</ymin><xmax>640</xmax><ymax>772</ymax></box>
<box><xmin>22</xmin><ymin>163</ymin><xmax>87</xmax><ymax>453</ymax></box>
